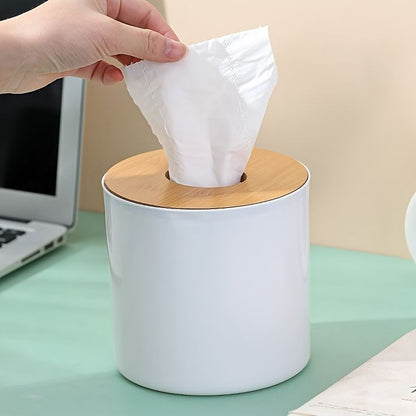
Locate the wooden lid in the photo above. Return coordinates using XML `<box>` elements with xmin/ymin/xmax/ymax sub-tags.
<box><xmin>104</xmin><ymin>148</ymin><xmax>308</xmax><ymax>209</ymax></box>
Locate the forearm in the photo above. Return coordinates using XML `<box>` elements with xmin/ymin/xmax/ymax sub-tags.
<box><xmin>0</xmin><ymin>17</ymin><xmax>30</xmax><ymax>93</ymax></box>
<box><xmin>0</xmin><ymin>6</ymin><xmax>61</xmax><ymax>94</ymax></box>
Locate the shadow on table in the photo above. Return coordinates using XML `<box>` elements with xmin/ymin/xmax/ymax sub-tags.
<box><xmin>0</xmin><ymin>213</ymin><xmax>108</xmax><ymax>293</ymax></box>
<box><xmin>1</xmin><ymin>318</ymin><xmax>415</xmax><ymax>416</ymax></box>
<box><xmin>0</xmin><ymin>245</ymin><xmax>69</xmax><ymax>293</ymax></box>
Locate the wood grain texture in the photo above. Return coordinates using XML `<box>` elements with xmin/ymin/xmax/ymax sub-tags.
<box><xmin>104</xmin><ymin>148</ymin><xmax>308</xmax><ymax>209</ymax></box>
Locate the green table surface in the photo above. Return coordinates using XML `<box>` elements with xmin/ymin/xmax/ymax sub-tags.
<box><xmin>1</xmin><ymin>211</ymin><xmax>415</xmax><ymax>415</ymax></box>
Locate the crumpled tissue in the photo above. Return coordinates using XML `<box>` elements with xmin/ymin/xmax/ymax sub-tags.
<box><xmin>123</xmin><ymin>26</ymin><xmax>277</xmax><ymax>187</ymax></box>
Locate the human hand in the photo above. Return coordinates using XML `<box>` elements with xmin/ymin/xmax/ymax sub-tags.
<box><xmin>0</xmin><ymin>0</ymin><xmax>187</xmax><ymax>93</ymax></box>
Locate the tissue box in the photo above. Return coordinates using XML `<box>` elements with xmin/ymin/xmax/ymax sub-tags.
<box><xmin>102</xmin><ymin>148</ymin><xmax>310</xmax><ymax>395</ymax></box>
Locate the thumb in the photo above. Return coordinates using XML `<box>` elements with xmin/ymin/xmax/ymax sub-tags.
<box><xmin>108</xmin><ymin>22</ymin><xmax>187</xmax><ymax>63</ymax></box>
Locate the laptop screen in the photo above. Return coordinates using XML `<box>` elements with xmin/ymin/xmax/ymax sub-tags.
<box><xmin>0</xmin><ymin>0</ymin><xmax>62</xmax><ymax>196</ymax></box>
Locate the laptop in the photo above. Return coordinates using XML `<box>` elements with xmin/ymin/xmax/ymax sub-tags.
<box><xmin>0</xmin><ymin>1</ymin><xmax>84</xmax><ymax>279</ymax></box>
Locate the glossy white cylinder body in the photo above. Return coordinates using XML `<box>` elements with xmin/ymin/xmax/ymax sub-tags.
<box><xmin>103</xmin><ymin>178</ymin><xmax>310</xmax><ymax>395</ymax></box>
<box><xmin>405</xmin><ymin>192</ymin><xmax>416</xmax><ymax>262</ymax></box>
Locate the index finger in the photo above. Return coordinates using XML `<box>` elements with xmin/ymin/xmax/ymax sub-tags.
<box><xmin>107</xmin><ymin>0</ymin><xmax>179</xmax><ymax>41</ymax></box>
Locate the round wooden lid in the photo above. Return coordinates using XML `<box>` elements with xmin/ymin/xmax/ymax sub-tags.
<box><xmin>104</xmin><ymin>148</ymin><xmax>308</xmax><ymax>209</ymax></box>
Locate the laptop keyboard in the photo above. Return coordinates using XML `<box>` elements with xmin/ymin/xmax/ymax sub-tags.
<box><xmin>0</xmin><ymin>228</ymin><xmax>26</xmax><ymax>248</ymax></box>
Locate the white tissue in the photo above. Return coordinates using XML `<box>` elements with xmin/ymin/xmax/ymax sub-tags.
<box><xmin>123</xmin><ymin>26</ymin><xmax>277</xmax><ymax>187</ymax></box>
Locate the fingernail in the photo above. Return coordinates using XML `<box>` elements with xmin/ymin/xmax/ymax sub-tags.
<box><xmin>165</xmin><ymin>38</ymin><xmax>186</xmax><ymax>59</ymax></box>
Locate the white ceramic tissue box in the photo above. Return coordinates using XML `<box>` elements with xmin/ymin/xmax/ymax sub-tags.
<box><xmin>102</xmin><ymin>148</ymin><xmax>310</xmax><ymax>395</ymax></box>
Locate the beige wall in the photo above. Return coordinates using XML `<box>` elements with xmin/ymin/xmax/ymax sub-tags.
<box><xmin>80</xmin><ymin>0</ymin><xmax>416</xmax><ymax>258</ymax></box>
